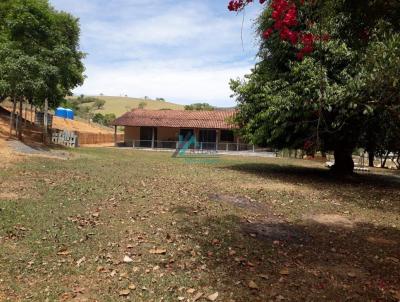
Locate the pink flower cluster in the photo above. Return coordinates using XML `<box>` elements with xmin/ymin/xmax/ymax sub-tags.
<box><xmin>229</xmin><ymin>0</ymin><xmax>328</xmax><ymax>60</ymax></box>
<box><xmin>228</xmin><ymin>0</ymin><xmax>266</xmax><ymax>12</ymax></box>
<box><xmin>263</xmin><ymin>0</ymin><xmax>315</xmax><ymax>59</ymax></box>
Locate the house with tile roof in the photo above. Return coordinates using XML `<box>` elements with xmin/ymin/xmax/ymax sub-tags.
<box><xmin>112</xmin><ymin>109</ymin><xmax>246</xmax><ymax>151</ymax></box>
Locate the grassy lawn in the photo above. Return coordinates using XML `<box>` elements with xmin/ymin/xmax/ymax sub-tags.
<box><xmin>0</xmin><ymin>149</ymin><xmax>399</xmax><ymax>301</ymax></box>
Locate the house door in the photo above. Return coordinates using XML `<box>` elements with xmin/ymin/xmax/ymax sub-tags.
<box><xmin>140</xmin><ymin>127</ymin><xmax>157</xmax><ymax>148</ymax></box>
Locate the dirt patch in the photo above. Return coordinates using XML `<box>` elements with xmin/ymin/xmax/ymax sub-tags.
<box><xmin>209</xmin><ymin>193</ymin><xmax>268</xmax><ymax>212</ymax></box>
<box><xmin>0</xmin><ymin>191</ymin><xmax>19</xmax><ymax>200</ymax></box>
<box><xmin>319</xmin><ymin>264</ymin><xmax>369</xmax><ymax>279</ymax></box>
<box><xmin>7</xmin><ymin>140</ymin><xmax>72</xmax><ymax>160</ymax></box>
<box><xmin>241</xmin><ymin>181</ymin><xmax>316</xmax><ymax>196</ymax></box>
<box><xmin>367</xmin><ymin>236</ymin><xmax>398</xmax><ymax>246</ymax></box>
<box><xmin>0</xmin><ymin>137</ymin><xmax>21</xmax><ymax>168</ymax></box>
<box><xmin>52</xmin><ymin>116</ymin><xmax>114</xmax><ymax>134</ymax></box>
<box><xmin>0</xmin><ymin>179</ymin><xmax>38</xmax><ymax>201</ymax></box>
<box><xmin>304</xmin><ymin>214</ymin><xmax>354</xmax><ymax>228</ymax></box>
<box><xmin>242</xmin><ymin>222</ymin><xmax>311</xmax><ymax>243</ymax></box>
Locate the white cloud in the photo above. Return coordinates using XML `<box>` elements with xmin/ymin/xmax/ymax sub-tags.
<box><xmin>49</xmin><ymin>0</ymin><xmax>261</xmax><ymax>106</ymax></box>
<box><xmin>76</xmin><ymin>61</ymin><xmax>251</xmax><ymax>107</ymax></box>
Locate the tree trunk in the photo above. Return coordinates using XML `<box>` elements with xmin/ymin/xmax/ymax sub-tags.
<box><xmin>332</xmin><ymin>148</ymin><xmax>354</xmax><ymax>174</ymax></box>
<box><xmin>43</xmin><ymin>99</ymin><xmax>48</xmax><ymax>144</ymax></box>
<box><xmin>17</xmin><ymin>98</ymin><xmax>23</xmax><ymax>140</ymax></box>
<box><xmin>368</xmin><ymin>151</ymin><xmax>375</xmax><ymax>167</ymax></box>
<box><xmin>24</xmin><ymin>100</ymin><xmax>28</xmax><ymax>126</ymax></box>
<box><xmin>9</xmin><ymin>97</ymin><xmax>17</xmax><ymax>137</ymax></box>
<box><xmin>381</xmin><ymin>151</ymin><xmax>389</xmax><ymax>168</ymax></box>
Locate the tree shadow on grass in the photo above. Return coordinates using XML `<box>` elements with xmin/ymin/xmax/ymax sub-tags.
<box><xmin>221</xmin><ymin>163</ymin><xmax>400</xmax><ymax>213</ymax></box>
<box><xmin>177</xmin><ymin>213</ymin><xmax>400</xmax><ymax>302</ymax></box>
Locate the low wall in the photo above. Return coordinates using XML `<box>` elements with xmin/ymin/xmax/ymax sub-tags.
<box><xmin>77</xmin><ymin>132</ymin><xmax>124</xmax><ymax>145</ymax></box>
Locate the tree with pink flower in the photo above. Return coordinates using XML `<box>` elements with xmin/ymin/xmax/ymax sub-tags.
<box><xmin>229</xmin><ymin>0</ymin><xmax>400</xmax><ymax>174</ymax></box>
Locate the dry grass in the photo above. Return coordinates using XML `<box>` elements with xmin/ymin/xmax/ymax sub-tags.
<box><xmin>0</xmin><ymin>149</ymin><xmax>399</xmax><ymax>301</ymax></box>
<box><xmin>90</xmin><ymin>96</ymin><xmax>184</xmax><ymax>116</ymax></box>
<box><xmin>52</xmin><ymin>116</ymin><xmax>114</xmax><ymax>134</ymax></box>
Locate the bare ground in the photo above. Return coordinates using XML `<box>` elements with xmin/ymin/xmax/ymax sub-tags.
<box><xmin>0</xmin><ymin>149</ymin><xmax>399</xmax><ymax>301</ymax></box>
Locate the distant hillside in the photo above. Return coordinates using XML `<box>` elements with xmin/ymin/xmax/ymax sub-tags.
<box><xmin>87</xmin><ymin>96</ymin><xmax>184</xmax><ymax>116</ymax></box>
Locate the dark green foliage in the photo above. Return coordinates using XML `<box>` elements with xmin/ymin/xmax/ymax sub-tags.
<box><xmin>231</xmin><ymin>0</ymin><xmax>400</xmax><ymax>172</ymax></box>
<box><xmin>92</xmin><ymin>113</ymin><xmax>116</xmax><ymax>127</ymax></box>
<box><xmin>184</xmin><ymin>103</ymin><xmax>214</xmax><ymax>111</ymax></box>
<box><xmin>0</xmin><ymin>0</ymin><xmax>85</xmax><ymax>108</ymax></box>
<box><xmin>61</xmin><ymin>96</ymin><xmax>107</xmax><ymax>120</ymax></box>
<box><xmin>93</xmin><ymin>98</ymin><xmax>106</xmax><ymax>110</ymax></box>
<box><xmin>138</xmin><ymin>101</ymin><xmax>147</xmax><ymax>109</ymax></box>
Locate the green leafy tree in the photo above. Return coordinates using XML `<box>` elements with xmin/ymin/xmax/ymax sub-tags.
<box><xmin>184</xmin><ymin>103</ymin><xmax>214</xmax><ymax>111</ymax></box>
<box><xmin>230</xmin><ymin>0</ymin><xmax>400</xmax><ymax>173</ymax></box>
<box><xmin>92</xmin><ymin>113</ymin><xmax>116</xmax><ymax>127</ymax></box>
<box><xmin>0</xmin><ymin>0</ymin><xmax>85</xmax><ymax>140</ymax></box>
<box><xmin>92</xmin><ymin>113</ymin><xmax>105</xmax><ymax>125</ymax></box>
<box><xmin>93</xmin><ymin>98</ymin><xmax>106</xmax><ymax>110</ymax></box>
<box><xmin>358</xmin><ymin>26</ymin><xmax>400</xmax><ymax>167</ymax></box>
<box><xmin>138</xmin><ymin>101</ymin><xmax>147</xmax><ymax>109</ymax></box>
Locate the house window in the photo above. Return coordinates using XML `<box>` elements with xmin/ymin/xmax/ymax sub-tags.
<box><xmin>199</xmin><ymin>129</ymin><xmax>217</xmax><ymax>143</ymax></box>
<box><xmin>220</xmin><ymin>130</ymin><xmax>234</xmax><ymax>142</ymax></box>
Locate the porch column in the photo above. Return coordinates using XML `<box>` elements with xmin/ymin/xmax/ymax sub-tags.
<box><xmin>151</xmin><ymin>127</ymin><xmax>155</xmax><ymax>149</ymax></box>
<box><xmin>114</xmin><ymin>126</ymin><xmax>117</xmax><ymax>146</ymax></box>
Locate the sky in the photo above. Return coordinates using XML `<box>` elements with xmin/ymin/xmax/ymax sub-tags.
<box><xmin>49</xmin><ymin>0</ymin><xmax>262</xmax><ymax>107</ymax></box>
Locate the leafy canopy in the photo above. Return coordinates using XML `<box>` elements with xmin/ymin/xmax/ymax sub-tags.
<box><xmin>0</xmin><ymin>0</ymin><xmax>85</xmax><ymax>108</ymax></box>
<box><xmin>230</xmin><ymin>0</ymin><xmax>400</xmax><ymax>166</ymax></box>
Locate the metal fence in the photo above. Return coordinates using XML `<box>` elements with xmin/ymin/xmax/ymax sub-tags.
<box><xmin>131</xmin><ymin>140</ymin><xmax>277</xmax><ymax>154</ymax></box>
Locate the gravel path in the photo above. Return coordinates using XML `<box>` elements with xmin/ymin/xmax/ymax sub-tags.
<box><xmin>7</xmin><ymin>140</ymin><xmax>70</xmax><ymax>159</ymax></box>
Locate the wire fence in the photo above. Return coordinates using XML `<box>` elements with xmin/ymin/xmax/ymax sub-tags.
<box><xmin>131</xmin><ymin>140</ymin><xmax>278</xmax><ymax>154</ymax></box>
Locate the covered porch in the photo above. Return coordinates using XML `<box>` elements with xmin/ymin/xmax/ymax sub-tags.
<box><xmin>122</xmin><ymin>126</ymin><xmax>252</xmax><ymax>151</ymax></box>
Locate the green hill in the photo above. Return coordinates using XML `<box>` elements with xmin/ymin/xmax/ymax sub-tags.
<box><xmin>88</xmin><ymin>96</ymin><xmax>184</xmax><ymax>116</ymax></box>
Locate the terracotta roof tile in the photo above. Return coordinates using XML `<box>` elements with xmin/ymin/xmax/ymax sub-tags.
<box><xmin>113</xmin><ymin>109</ymin><xmax>236</xmax><ymax>129</ymax></box>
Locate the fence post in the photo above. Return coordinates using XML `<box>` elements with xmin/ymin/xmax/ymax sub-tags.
<box><xmin>253</xmin><ymin>145</ymin><xmax>255</xmax><ymax>152</ymax></box>
<box><xmin>226</xmin><ymin>143</ymin><xmax>228</xmax><ymax>152</ymax></box>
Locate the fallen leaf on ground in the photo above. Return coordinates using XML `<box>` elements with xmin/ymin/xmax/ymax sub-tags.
<box><xmin>279</xmin><ymin>268</ymin><xmax>289</xmax><ymax>275</ymax></box>
<box><xmin>57</xmin><ymin>249</ymin><xmax>71</xmax><ymax>256</ymax></box>
<box><xmin>248</xmin><ymin>280</ymin><xmax>259</xmax><ymax>289</ymax></box>
<box><xmin>149</xmin><ymin>248</ymin><xmax>167</xmax><ymax>255</ymax></box>
<box><xmin>123</xmin><ymin>255</ymin><xmax>134</xmax><ymax>263</ymax></box>
<box><xmin>207</xmin><ymin>292</ymin><xmax>219</xmax><ymax>301</ymax></box>
<box><xmin>193</xmin><ymin>292</ymin><xmax>203</xmax><ymax>301</ymax></box>
<box><xmin>119</xmin><ymin>289</ymin><xmax>130</xmax><ymax>296</ymax></box>
<box><xmin>76</xmin><ymin>257</ymin><xmax>86</xmax><ymax>267</ymax></box>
